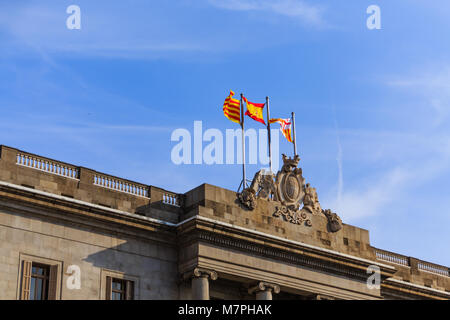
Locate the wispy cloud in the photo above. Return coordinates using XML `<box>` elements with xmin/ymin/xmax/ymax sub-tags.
<box><xmin>0</xmin><ymin>2</ymin><xmax>213</xmax><ymax>60</ymax></box>
<box><xmin>331</xmin><ymin>105</ymin><xmax>343</xmax><ymax>207</ymax></box>
<box><xmin>387</xmin><ymin>66</ymin><xmax>450</xmax><ymax>126</ymax></box>
<box><xmin>207</xmin><ymin>0</ymin><xmax>326</xmax><ymax>26</ymax></box>
<box><xmin>325</xmin><ymin>132</ymin><xmax>450</xmax><ymax>221</ymax></box>
<box><xmin>330</xmin><ymin>166</ymin><xmax>410</xmax><ymax>220</ymax></box>
<box><xmin>0</xmin><ymin>1</ymin><xmax>329</xmax><ymax>60</ymax></box>
<box><xmin>322</xmin><ymin>66</ymin><xmax>450</xmax><ymax>222</ymax></box>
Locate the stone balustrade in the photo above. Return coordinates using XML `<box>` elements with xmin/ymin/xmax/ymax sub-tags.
<box><xmin>16</xmin><ymin>152</ymin><xmax>79</xmax><ymax>180</ymax></box>
<box><xmin>163</xmin><ymin>192</ymin><xmax>181</xmax><ymax>207</ymax></box>
<box><xmin>374</xmin><ymin>248</ymin><xmax>409</xmax><ymax>266</ymax></box>
<box><xmin>418</xmin><ymin>261</ymin><xmax>450</xmax><ymax>277</ymax></box>
<box><xmin>2</xmin><ymin>146</ymin><xmax>184</xmax><ymax>208</ymax></box>
<box><xmin>94</xmin><ymin>174</ymin><xmax>149</xmax><ymax>198</ymax></box>
<box><xmin>374</xmin><ymin>248</ymin><xmax>449</xmax><ymax>277</ymax></box>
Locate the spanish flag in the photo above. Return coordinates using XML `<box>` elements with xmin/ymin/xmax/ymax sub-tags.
<box><xmin>243</xmin><ymin>96</ymin><xmax>266</xmax><ymax>125</ymax></box>
<box><xmin>222</xmin><ymin>90</ymin><xmax>241</xmax><ymax>124</ymax></box>
<box><xmin>270</xmin><ymin>118</ymin><xmax>293</xmax><ymax>143</ymax></box>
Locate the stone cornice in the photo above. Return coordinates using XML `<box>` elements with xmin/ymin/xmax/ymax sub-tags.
<box><xmin>177</xmin><ymin>215</ymin><xmax>397</xmax><ymax>281</ymax></box>
<box><xmin>0</xmin><ymin>181</ymin><xmax>176</xmax><ymax>244</ymax></box>
<box><xmin>382</xmin><ymin>278</ymin><xmax>450</xmax><ymax>300</ymax></box>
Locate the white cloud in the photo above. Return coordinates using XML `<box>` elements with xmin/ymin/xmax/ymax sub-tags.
<box><xmin>330</xmin><ymin>166</ymin><xmax>410</xmax><ymax>220</ymax></box>
<box><xmin>387</xmin><ymin>66</ymin><xmax>450</xmax><ymax>126</ymax></box>
<box><xmin>325</xmin><ymin>144</ymin><xmax>450</xmax><ymax>222</ymax></box>
<box><xmin>207</xmin><ymin>0</ymin><xmax>326</xmax><ymax>26</ymax></box>
<box><xmin>318</xmin><ymin>66</ymin><xmax>450</xmax><ymax>222</ymax></box>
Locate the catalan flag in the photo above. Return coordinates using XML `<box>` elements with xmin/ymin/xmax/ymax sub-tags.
<box><xmin>269</xmin><ymin>118</ymin><xmax>293</xmax><ymax>143</ymax></box>
<box><xmin>243</xmin><ymin>96</ymin><xmax>266</xmax><ymax>125</ymax></box>
<box><xmin>222</xmin><ymin>90</ymin><xmax>241</xmax><ymax>124</ymax></box>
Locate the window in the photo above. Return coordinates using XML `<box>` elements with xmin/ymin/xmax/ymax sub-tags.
<box><xmin>111</xmin><ymin>279</ymin><xmax>125</xmax><ymax>300</ymax></box>
<box><xmin>30</xmin><ymin>263</ymin><xmax>50</xmax><ymax>300</ymax></box>
<box><xmin>101</xmin><ymin>270</ymin><xmax>139</xmax><ymax>300</ymax></box>
<box><xmin>20</xmin><ymin>260</ymin><xmax>58</xmax><ymax>300</ymax></box>
<box><xmin>106</xmin><ymin>276</ymin><xmax>134</xmax><ymax>300</ymax></box>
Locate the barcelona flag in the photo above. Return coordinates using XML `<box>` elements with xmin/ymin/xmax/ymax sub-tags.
<box><xmin>269</xmin><ymin>118</ymin><xmax>293</xmax><ymax>143</ymax></box>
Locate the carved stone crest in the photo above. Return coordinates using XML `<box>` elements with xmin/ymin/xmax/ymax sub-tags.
<box><xmin>238</xmin><ymin>153</ymin><xmax>343</xmax><ymax>231</ymax></box>
<box><xmin>271</xmin><ymin>154</ymin><xmax>312</xmax><ymax>226</ymax></box>
<box><xmin>275</xmin><ymin>154</ymin><xmax>305</xmax><ymax>207</ymax></box>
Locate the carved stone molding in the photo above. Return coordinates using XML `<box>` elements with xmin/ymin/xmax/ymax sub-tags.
<box><xmin>194</xmin><ymin>231</ymin><xmax>379</xmax><ymax>281</ymax></box>
<box><xmin>273</xmin><ymin>206</ymin><xmax>312</xmax><ymax>226</ymax></box>
<box><xmin>248</xmin><ymin>281</ymin><xmax>281</xmax><ymax>295</ymax></box>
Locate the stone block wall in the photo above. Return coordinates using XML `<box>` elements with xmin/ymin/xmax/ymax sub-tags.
<box><xmin>183</xmin><ymin>183</ymin><xmax>373</xmax><ymax>260</ymax></box>
<box><xmin>0</xmin><ymin>206</ymin><xmax>179</xmax><ymax>299</ymax></box>
<box><xmin>0</xmin><ymin>145</ymin><xmax>181</xmax><ymax>223</ymax></box>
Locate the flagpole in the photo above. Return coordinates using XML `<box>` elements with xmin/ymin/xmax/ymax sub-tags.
<box><xmin>292</xmin><ymin>112</ymin><xmax>297</xmax><ymax>156</ymax></box>
<box><xmin>266</xmin><ymin>96</ymin><xmax>272</xmax><ymax>173</ymax></box>
<box><xmin>241</xmin><ymin>93</ymin><xmax>247</xmax><ymax>189</ymax></box>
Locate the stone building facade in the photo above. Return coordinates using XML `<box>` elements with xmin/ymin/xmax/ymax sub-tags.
<box><xmin>0</xmin><ymin>145</ymin><xmax>449</xmax><ymax>300</ymax></box>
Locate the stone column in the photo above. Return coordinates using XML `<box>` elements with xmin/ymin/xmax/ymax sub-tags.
<box><xmin>248</xmin><ymin>282</ymin><xmax>280</xmax><ymax>300</ymax></box>
<box><xmin>191</xmin><ymin>268</ymin><xmax>218</xmax><ymax>300</ymax></box>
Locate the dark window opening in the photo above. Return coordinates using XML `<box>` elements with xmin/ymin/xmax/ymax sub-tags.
<box><xmin>106</xmin><ymin>277</ymin><xmax>134</xmax><ymax>300</ymax></box>
<box><xmin>30</xmin><ymin>263</ymin><xmax>50</xmax><ymax>300</ymax></box>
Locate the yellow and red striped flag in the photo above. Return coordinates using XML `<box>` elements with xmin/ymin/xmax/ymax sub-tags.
<box><xmin>269</xmin><ymin>118</ymin><xmax>293</xmax><ymax>143</ymax></box>
<box><xmin>222</xmin><ymin>90</ymin><xmax>241</xmax><ymax>124</ymax></box>
<box><xmin>243</xmin><ymin>96</ymin><xmax>266</xmax><ymax>125</ymax></box>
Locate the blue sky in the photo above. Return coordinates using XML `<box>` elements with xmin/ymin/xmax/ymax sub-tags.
<box><xmin>1</xmin><ymin>0</ymin><xmax>449</xmax><ymax>266</ymax></box>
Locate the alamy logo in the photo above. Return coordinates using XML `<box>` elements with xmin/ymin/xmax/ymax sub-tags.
<box><xmin>366</xmin><ymin>5</ymin><xmax>381</xmax><ymax>30</ymax></box>
<box><xmin>66</xmin><ymin>5</ymin><xmax>81</xmax><ymax>30</ymax></box>
<box><xmin>171</xmin><ymin>121</ymin><xmax>280</xmax><ymax>171</ymax></box>
<box><xmin>66</xmin><ymin>265</ymin><xmax>81</xmax><ymax>290</ymax></box>
<box><xmin>366</xmin><ymin>265</ymin><xmax>381</xmax><ymax>289</ymax></box>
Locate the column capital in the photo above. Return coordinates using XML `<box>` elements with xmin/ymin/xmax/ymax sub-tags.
<box><xmin>193</xmin><ymin>268</ymin><xmax>218</xmax><ymax>280</ymax></box>
<box><xmin>183</xmin><ymin>267</ymin><xmax>218</xmax><ymax>281</ymax></box>
<box><xmin>248</xmin><ymin>281</ymin><xmax>280</xmax><ymax>295</ymax></box>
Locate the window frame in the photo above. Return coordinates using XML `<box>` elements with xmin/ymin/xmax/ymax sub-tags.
<box><xmin>18</xmin><ymin>253</ymin><xmax>62</xmax><ymax>300</ymax></box>
<box><xmin>101</xmin><ymin>269</ymin><xmax>139</xmax><ymax>300</ymax></box>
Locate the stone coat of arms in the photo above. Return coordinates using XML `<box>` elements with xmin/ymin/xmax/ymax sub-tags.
<box><xmin>238</xmin><ymin>154</ymin><xmax>342</xmax><ymax>232</ymax></box>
